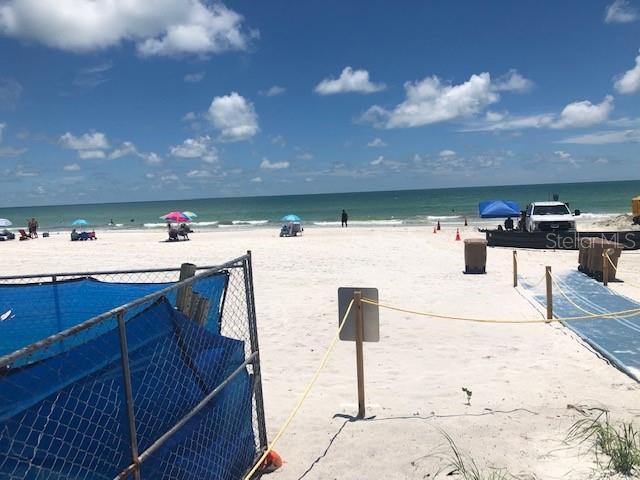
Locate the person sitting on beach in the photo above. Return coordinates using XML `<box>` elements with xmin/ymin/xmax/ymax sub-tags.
<box><xmin>70</xmin><ymin>228</ymin><xmax>79</xmax><ymax>241</ymax></box>
<box><xmin>504</xmin><ymin>217</ymin><xmax>514</xmax><ymax>231</ymax></box>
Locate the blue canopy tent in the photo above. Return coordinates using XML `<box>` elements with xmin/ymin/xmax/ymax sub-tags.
<box><xmin>478</xmin><ymin>200</ymin><xmax>520</xmax><ymax>218</ymax></box>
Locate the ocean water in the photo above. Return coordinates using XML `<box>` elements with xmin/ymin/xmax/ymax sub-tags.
<box><xmin>1</xmin><ymin>180</ymin><xmax>638</xmax><ymax>231</ymax></box>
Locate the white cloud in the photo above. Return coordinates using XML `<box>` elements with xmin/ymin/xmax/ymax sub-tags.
<box><xmin>361</xmin><ymin>70</ymin><xmax>533</xmax><ymax>129</ymax></box>
<box><xmin>362</xmin><ymin>73</ymin><xmax>497</xmax><ymax>128</ymax></box>
<box><xmin>250</xmin><ymin>176</ymin><xmax>262</xmax><ymax>183</ymax></box>
<box><xmin>145</xmin><ymin>172</ymin><xmax>156</xmax><ymax>179</ymax></box>
<box><xmin>558</xmin><ymin>129</ymin><xmax>640</xmax><ymax>144</ymax></box>
<box><xmin>207</xmin><ymin>92</ymin><xmax>259</xmax><ymax>141</ymax></box>
<box><xmin>367</xmin><ymin>137</ymin><xmax>387</xmax><ymax>147</ymax></box>
<box><xmin>553</xmin><ymin>95</ymin><xmax>614</xmax><ymax>128</ymax></box>
<box><xmin>0</xmin><ymin>122</ymin><xmax>5</xmax><ymax>142</ymax></box>
<box><xmin>161</xmin><ymin>173</ymin><xmax>179</xmax><ymax>182</ymax></box>
<box><xmin>169</xmin><ymin>135</ymin><xmax>218</xmax><ymax>163</ymax></box>
<box><xmin>468</xmin><ymin>113</ymin><xmax>554</xmax><ymax>131</ymax></box>
<box><xmin>186</xmin><ymin>169</ymin><xmax>212</xmax><ymax>178</ymax></box>
<box><xmin>614</xmin><ymin>51</ymin><xmax>640</xmax><ymax>94</ymax></box>
<box><xmin>63</xmin><ymin>163</ymin><xmax>81</xmax><ymax>171</ymax></box>
<box><xmin>142</xmin><ymin>152</ymin><xmax>163</xmax><ymax>165</ymax></box>
<box><xmin>60</xmin><ymin>131</ymin><xmax>109</xmax><ymax>150</ymax></box>
<box><xmin>493</xmin><ymin>69</ymin><xmax>534</xmax><ymax>93</ymax></box>
<box><xmin>184</xmin><ymin>72</ymin><xmax>205</xmax><ymax>82</ymax></box>
<box><xmin>78</xmin><ymin>149</ymin><xmax>106</xmax><ymax>159</ymax></box>
<box><xmin>605</xmin><ymin>0</ymin><xmax>639</xmax><ymax>23</ymax></box>
<box><xmin>260</xmin><ymin>158</ymin><xmax>289</xmax><ymax>169</ymax></box>
<box><xmin>297</xmin><ymin>152</ymin><xmax>313</xmax><ymax>160</ymax></box>
<box><xmin>370</xmin><ymin>155</ymin><xmax>384</xmax><ymax>166</ymax></box>
<box><xmin>439</xmin><ymin>149</ymin><xmax>456</xmax><ymax>157</ymax></box>
<box><xmin>0</xmin><ymin>0</ymin><xmax>254</xmax><ymax>56</ymax></box>
<box><xmin>14</xmin><ymin>164</ymin><xmax>39</xmax><ymax>177</ymax></box>
<box><xmin>261</xmin><ymin>85</ymin><xmax>285</xmax><ymax>97</ymax></box>
<box><xmin>485</xmin><ymin>111</ymin><xmax>505</xmax><ymax>122</ymax></box>
<box><xmin>554</xmin><ymin>150</ymin><xmax>571</xmax><ymax>159</ymax></box>
<box><xmin>109</xmin><ymin>141</ymin><xmax>138</xmax><ymax>159</ymax></box>
<box><xmin>270</xmin><ymin>134</ymin><xmax>286</xmax><ymax>147</ymax></box>
<box><xmin>465</xmin><ymin>96</ymin><xmax>613</xmax><ymax>131</ymax></box>
<box><xmin>315</xmin><ymin>67</ymin><xmax>386</xmax><ymax>95</ymax></box>
<box><xmin>182</xmin><ymin>111</ymin><xmax>197</xmax><ymax>121</ymax></box>
<box><xmin>74</xmin><ymin>61</ymin><xmax>112</xmax><ymax>88</ymax></box>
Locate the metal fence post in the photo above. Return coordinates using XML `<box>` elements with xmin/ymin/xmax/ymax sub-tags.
<box><xmin>116</xmin><ymin>311</ymin><xmax>141</xmax><ymax>480</ymax></box>
<box><xmin>512</xmin><ymin>251</ymin><xmax>518</xmax><ymax>287</ymax></box>
<box><xmin>243</xmin><ymin>251</ymin><xmax>268</xmax><ymax>451</ymax></box>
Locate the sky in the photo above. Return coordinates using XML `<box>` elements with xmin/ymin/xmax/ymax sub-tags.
<box><xmin>0</xmin><ymin>0</ymin><xmax>640</xmax><ymax>206</ymax></box>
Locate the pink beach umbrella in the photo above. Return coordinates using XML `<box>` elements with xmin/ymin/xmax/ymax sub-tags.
<box><xmin>160</xmin><ymin>211</ymin><xmax>190</xmax><ymax>223</ymax></box>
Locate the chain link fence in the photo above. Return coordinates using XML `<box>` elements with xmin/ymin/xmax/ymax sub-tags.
<box><xmin>0</xmin><ymin>253</ymin><xmax>267</xmax><ymax>480</ymax></box>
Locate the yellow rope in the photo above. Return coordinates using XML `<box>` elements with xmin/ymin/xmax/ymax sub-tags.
<box><xmin>243</xmin><ymin>298</ymin><xmax>355</xmax><ymax>480</ymax></box>
<box><xmin>603</xmin><ymin>252</ymin><xmax>640</xmax><ymax>290</ymax></box>
<box><xmin>550</xmin><ymin>274</ymin><xmax>597</xmax><ymax>316</ymax></box>
<box><xmin>360</xmin><ymin>298</ymin><xmax>640</xmax><ymax>323</ymax></box>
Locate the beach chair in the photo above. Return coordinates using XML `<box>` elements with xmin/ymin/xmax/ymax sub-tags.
<box><xmin>88</xmin><ymin>231</ymin><xmax>97</xmax><ymax>240</ymax></box>
<box><xmin>18</xmin><ymin>229</ymin><xmax>30</xmax><ymax>241</ymax></box>
<box><xmin>0</xmin><ymin>229</ymin><xmax>15</xmax><ymax>240</ymax></box>
<box><xmin>178</xmin><ymin>225</ymin><xmax>189</xmax><ymax>241</ymax></box>
<box><xmin>168</xmin><ymin>228</ymin><xmax>179</xmax><ymax>241</ymax></box>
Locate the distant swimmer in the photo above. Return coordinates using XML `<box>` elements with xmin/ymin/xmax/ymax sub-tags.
<box><xmin>341</xmin><ymin>209</ymin><xmax>348</xmax><ymax>228</ymax></box>
<box><xmin>108</xmin><ymin>219</ymin><xmax>115</xmax><ymax>226</ymax></box>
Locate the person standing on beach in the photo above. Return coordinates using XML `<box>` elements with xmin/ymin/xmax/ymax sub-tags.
<box><xmin>341</xmin><ymin>209</ymin><xmax>348</xmax><ymax>227</ymax></box>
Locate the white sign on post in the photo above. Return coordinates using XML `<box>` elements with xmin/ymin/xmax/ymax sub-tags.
<box><xmin>337</xmin><ymin>287</ymin><xmax>380</xmax><ymax>342</ymax></box>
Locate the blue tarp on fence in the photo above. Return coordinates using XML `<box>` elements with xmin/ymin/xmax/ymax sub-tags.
<box><xmin>0</xmin><ymin>297</ymin><xmax>255</xmax><ymax>479</ymax></box>
<box><xmin>0</xmin><ymin>274</ymin><xmax>228</xmax><ymax>364</ymax></box>
<box><xmin>529</xmin><ymin>271</ymin><xmax>640</xmax><ymax>382</ymax></box>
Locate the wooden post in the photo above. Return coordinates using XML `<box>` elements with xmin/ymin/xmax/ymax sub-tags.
<box><xmin>602</xmin><ymin>252</ymin><xmax>609</xmax><ymax>287</ymax></box>
<box><xmin>512</xmin><ymin>250</ymin><xmax>518</xmax><ymax>287</ymax></box>
<box><xmin>545</xmin><ymin>266</ymin><xmax>553</xmax><ymax>322</ymax></box>
<box><xmin>354</xmin><ymin>291</ymin><xmax>366</xmax><ymax>419</ymax></box>
<box><xmin>176</xmin><ymin>263</ymin><xmax>196</xmax><ymax>313</ymax></box>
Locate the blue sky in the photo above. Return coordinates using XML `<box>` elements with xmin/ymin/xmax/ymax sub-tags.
<box><xmin>0</xmin><ymin>0</ymin><xmax>639</xmax><ymax>206</ymax></box>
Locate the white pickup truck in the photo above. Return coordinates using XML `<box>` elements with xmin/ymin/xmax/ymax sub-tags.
<box><xmin>524</xmin><ymin>201</ymin><xmax>580</xmax><ymax>232</ymax></box>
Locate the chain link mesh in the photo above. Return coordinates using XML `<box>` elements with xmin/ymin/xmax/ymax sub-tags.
<box><xmin>0</xmin><ymin>255</ymin><xmax>266</xmax><ymax>480</ymax></box>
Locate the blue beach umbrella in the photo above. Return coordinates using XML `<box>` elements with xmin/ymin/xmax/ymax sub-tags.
<box><xmin>71</xmin><ymin>219</ymin><xmax>89</xmax><ymax>226</ymax></box>
<box><xmin>281</xmin><ymin>214</ymin><xmax>301</xmax><ymax>222</ymax></box>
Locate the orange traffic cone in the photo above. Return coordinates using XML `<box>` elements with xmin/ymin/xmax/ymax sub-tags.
<box><xmin>455</xmin><ymin>228</ymin><xmax>461</xmax><ymax>241</ymax></box>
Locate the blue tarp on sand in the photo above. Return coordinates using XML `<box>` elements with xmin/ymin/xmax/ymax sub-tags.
<box><xmin>478</xmin><ymin>200</ymin><xmax>520</xmax><ymax>218</ymax></box>
<box><xmin>0</xmin><ymin>297</ymin><xmax>255</xmax><ymax>480</ymax></box>
<box><xmin>0</xmin><ymin>274</ymin><xmax>228</xmax><ymax>364</ymax></box>
<box><xmin>529</xmin><ymin>271</ymin><xmax>640</xmax><ymax>382</ymax></box>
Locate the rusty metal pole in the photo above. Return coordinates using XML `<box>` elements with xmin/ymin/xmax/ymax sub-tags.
<box><xmin>354</xmin><ymin>291</ymin><xmax>365</xmax><ymax>418</ymax></box>
<box><xmin>545</xmin><ymin>266</ymin><xmax>553</xmax><ymax>322</ymax></box>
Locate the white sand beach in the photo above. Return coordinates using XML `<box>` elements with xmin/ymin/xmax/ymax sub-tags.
<box><xmin>3</xmin><ymin>225</ymin><xmax>640</xmax><ymax>479</ymax></box>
